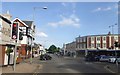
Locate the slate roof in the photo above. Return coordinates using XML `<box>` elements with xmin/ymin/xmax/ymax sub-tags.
<box><xmin>22</xmin><ymin>20</ymin><xmax>34</xmax><ymax>27</ymax></box>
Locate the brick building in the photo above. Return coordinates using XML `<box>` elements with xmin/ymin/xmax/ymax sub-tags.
<box><xmin>0</xmin><ymin>12</ymin><xmax>15</xmax><ymax>66</ymax></box>
<box><xmin>64</xmin><ymin>33</ymin><xmax>120</xmax><ymax>56</ymax></box>
<box><xmin>76</xmin><ymin>33</ymin><xmax>120</xmax><ymax>50</ymax></box>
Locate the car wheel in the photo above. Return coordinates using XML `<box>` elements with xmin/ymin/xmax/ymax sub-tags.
<box><xmin>108</xmin><ymin>59</ymin><xmax>111</xmax><ymax>63</ymax></box>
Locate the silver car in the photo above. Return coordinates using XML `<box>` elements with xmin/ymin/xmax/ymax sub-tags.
<box><xmin>99</xmin><ymin>56</ymin><xmax>112</xmax><ymax>62</ymax></box>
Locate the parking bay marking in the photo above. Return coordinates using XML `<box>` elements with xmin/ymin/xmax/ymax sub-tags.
<box><xmin>104</xmin><ymin>65</ymin><xmax>115</xmax><ymax>73</ymax></box>
<box><xmin>85</xmin><ymin>62</ymin><xmax>93</xmax><ymax>64</ymax></box>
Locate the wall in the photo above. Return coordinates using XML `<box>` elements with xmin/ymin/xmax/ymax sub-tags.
<box><xmin>21</xmin><ymin>36</ymin><xmax>28</xmax><ymax>44</ymax></box>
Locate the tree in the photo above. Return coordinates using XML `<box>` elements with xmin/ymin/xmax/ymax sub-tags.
<box><xmin>6</xmin><ymin>47</ymin><xmax>13</xmax><ymax>65</ymax></box>
<box><xmin>45</xmin><ymin>48</ymin><xmax>48</xmax><ymax>51</ymax></box>
<box><xmin>6</xmin><ymin>47</ymin><xmax>13</xmax><ymax>55</ymax></box>
<box><xmin>48</xmin><ymin>45</ymin><xmax>59</xmax><ymax>53</ymax></box>
<box><xmin>57</xmin><ymin>47</ymin><xmax>60</xmax><ymax>51</ymax></box>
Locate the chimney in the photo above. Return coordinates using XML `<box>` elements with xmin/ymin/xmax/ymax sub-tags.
<box><xmin>7</xmin><ymin>10</ymin><xmax>10</xmax><ymax>15</ymax></box>
<box><xmin>2</xmin><ymin>10</ymin><xmax>12</xmax><ymax>20</ymax></box>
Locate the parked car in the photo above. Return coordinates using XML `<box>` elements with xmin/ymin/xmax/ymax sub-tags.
<box><xmin>94</xmin><ymin>55</ymin><xmax>101</xmax><ymax>61</ymax></box>
<box><xmin>108</xmin><ymin>56</ymin><xmax>120</xmax><ymax>63</ymax></box>
<box><xmin>99</xmin><ymin>55</ymin><xmax>112</xmax><ymax>62</ymax></box>
<box><xmin>85</xmin><ymin>55</ymin><xmax>96</xmax><ymax>61</ymax></box>
<box><xmin>40</xmin><ymin>54</ymin><xmax>52</xmax><ymax>60</ymax></box>
<box><xmin>45</xmin><ymin>54</ymin><xmax>52</xmax><ymax>60</ymax></box>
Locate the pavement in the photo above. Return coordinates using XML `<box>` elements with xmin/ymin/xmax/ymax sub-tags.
<box><xmin>0</xmin><ymin>57</ymin><xmax>42</xmax><ymax>73</ymax></box>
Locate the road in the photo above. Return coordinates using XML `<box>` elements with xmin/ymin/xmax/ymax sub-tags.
<box><xmin>32</xmin><ymin>54</ymin><xmax>117</xmax><ymax>73</ymax></box>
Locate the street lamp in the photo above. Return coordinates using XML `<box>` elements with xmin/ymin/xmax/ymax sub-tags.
<box><xmin>109</xmin><ymin>23</ymin><xmax>117</xmax><ymax>35</ymax></box>
<box><xmin>109</xmin><ymin>23</ymin><xmax>117</xmax><ymax>49</ymax></box>
<box><xmin>63</xmin><ymin>44</ymin><xmax>66</xmax><ymax>56</ymax></box>
<box><xmin>109</xmin><ymin>23</ymin><xmax>119</xmax><ymax>73</ymax></box>
<box><xmin>30</xmin><ymin>7</ymin><xmax>47</xmax><ymax>64</ymax></box>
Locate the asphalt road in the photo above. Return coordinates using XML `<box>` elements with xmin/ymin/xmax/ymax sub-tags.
<box><xmin>33</xmin><ymin>54</ymin><xmax>115</xmax><ymax>73</ymax></box>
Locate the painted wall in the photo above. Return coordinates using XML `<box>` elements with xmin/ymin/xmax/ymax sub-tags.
<box><xmin>21</xmin><ymin>36</ymin><xmax>28</xmax><ymax>44</ymax></box>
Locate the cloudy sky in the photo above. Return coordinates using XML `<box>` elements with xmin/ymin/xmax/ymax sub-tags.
<box><xmin>2</xmin><ymin>2</ymin><xmax>118</xmax><ymax>48</ymax></box>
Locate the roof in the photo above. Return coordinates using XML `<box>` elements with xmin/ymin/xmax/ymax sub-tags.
<box><xmin>0</xmin><ymin>15</ymin><xmax>11</xmax><ymax>24</ymax></box>
<box><xmin>76</xmin><ymin>34</ymin><xmax>119</xmax><ymax>38</ymax></box>
<box><xmin>86</xmin><ymin>34</ymin><xmax>119</xmax><ymax>37</ymax></box>
<box><xmin>12</xmin><ymin>18</ymin><xmax>28</xmax><ymax>27</ymax></box>
<box><xmin>22</xmin><ymin>20</ymin><xmax>34</xmax><ymax>27</ymax></box>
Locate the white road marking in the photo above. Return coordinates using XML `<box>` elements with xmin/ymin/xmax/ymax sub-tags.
<box><xmin>85</xmin><ymin>62</ymin><xmax>93</xmax><ymax>64</ymax></box>
<box><xmin>65</xmin><ymin>68</ymin><xmax>80</xmax><ymax>73</ymax></box>
<box><xmin>104</xmin><ymin>65</ymin><xmax>115</xmax><ymax>73</ymax></box>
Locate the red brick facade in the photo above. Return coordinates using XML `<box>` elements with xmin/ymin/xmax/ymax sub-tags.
<box><xmin>76</xmin><ymin>34</ymin><xmax>120</xmax><ymax>50</ymax></box>
<box><xmin>94</xmin><ymin>37</ymin><xmax>96</xmax><ymax>48</ymax></box>
<box><xmin>88</xmin><ymin>37</ymin><xmax>91</xmax><ymax>48</ymax></box>
<box><xmin>0</xmin><ymin>45</ymin><xmax>5</xmax><ymax>66</ymax></box>
<box><xmin>100</xmin><ymin>37</ymin><xmax>103</xmax><ymax>48</ymax></box>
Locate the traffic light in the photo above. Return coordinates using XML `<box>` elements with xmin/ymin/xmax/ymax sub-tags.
<box><xmin>19</xmin><ymin>31</ymin><xmax>23</xmax><ymax>40</ymax></box>
<box><xmin>11</xmin><ymin>22</ymin><xmax>18</xmax><ymax>39</ymax></box>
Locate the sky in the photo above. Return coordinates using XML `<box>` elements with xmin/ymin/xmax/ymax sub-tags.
<box><xmin>1</xmin><ymin>2</ymin><xmax>118</xmax><ymax>48</ymax></box>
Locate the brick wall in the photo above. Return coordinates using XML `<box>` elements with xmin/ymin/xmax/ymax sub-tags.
<box><xmin>0</xmin><ymin>45</ymin><xmax>6</xmax><ymax>66</ymax></box>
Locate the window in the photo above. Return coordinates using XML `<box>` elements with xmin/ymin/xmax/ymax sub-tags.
<box><xmin>79</xmin><ymin>38</ymin><xmax>81</xmax><ymax>42</ymax></box>
<box><xmin>97</xmin><ymin>37</ymin><xmax>100</xmax><ymax>41</ymax></box>
<box><xmin>103</xmin><ymin>43</ymin><xmax>106</xmax><ymax>48</ymax></box>
<box><xmin>83</xmin><ymin>37</ymin><xmax>86</xmax><ymax>42</ymax></box>
<box><xmin>103</xmin><ymin>37</ymin><xmax>106</xmax><ymax>41</ymax></box>
<box><xmin>77</xmin><ymin>38</ymin><xmax>79</xmax><ymax>43</ymax></box>
<box><xmin>77</xmin><ymin>44</ymin><xmax>79</xmax><ymax>49</ymax></box>
<box><xmin>91</xmin><ymin>43</ymin><xmax>94</xmax><ymax>48</ymax></box>
<box><xmin>91</xmin><ymin>37</ymin><xmax>94</xmax><ymax>41</ymax></box>
<box><xmin>20</xmin><ymin>27</ymin><xmax>26</xmax><ymax>35</ymax></box>
<box><xmin>114</xmin><ymin>37</ymin><xmax>118</xmax><ymax>41</ymax></box>
<box><xmin>97</xmin><ymin>43</ymin><xmax>100</xmax><ymax>48</ymax></box>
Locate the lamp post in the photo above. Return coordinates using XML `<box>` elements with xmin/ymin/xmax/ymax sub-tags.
<box><xmin>63</xmin><ymin>44</ymin><xmax>66</xmax><ymax>56</ymax></box>
<box><xmin>109</xmin><ymin>23</ymin><xmax>119</xmax><ymax>73</ymax></box>
<box><xmin>30</xmin><ymin>7</ymin><xmax>47</xmax><ymax>64</ymax></box>
<box><xmin>109</xmin><ymin>23</ymin><xmax>117</xmax><ymax>35</ymax></box>
<box><xmin>109</xmin><ymin>23</ymin><xmax>117</xmax><ymax>49</ymax></box>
